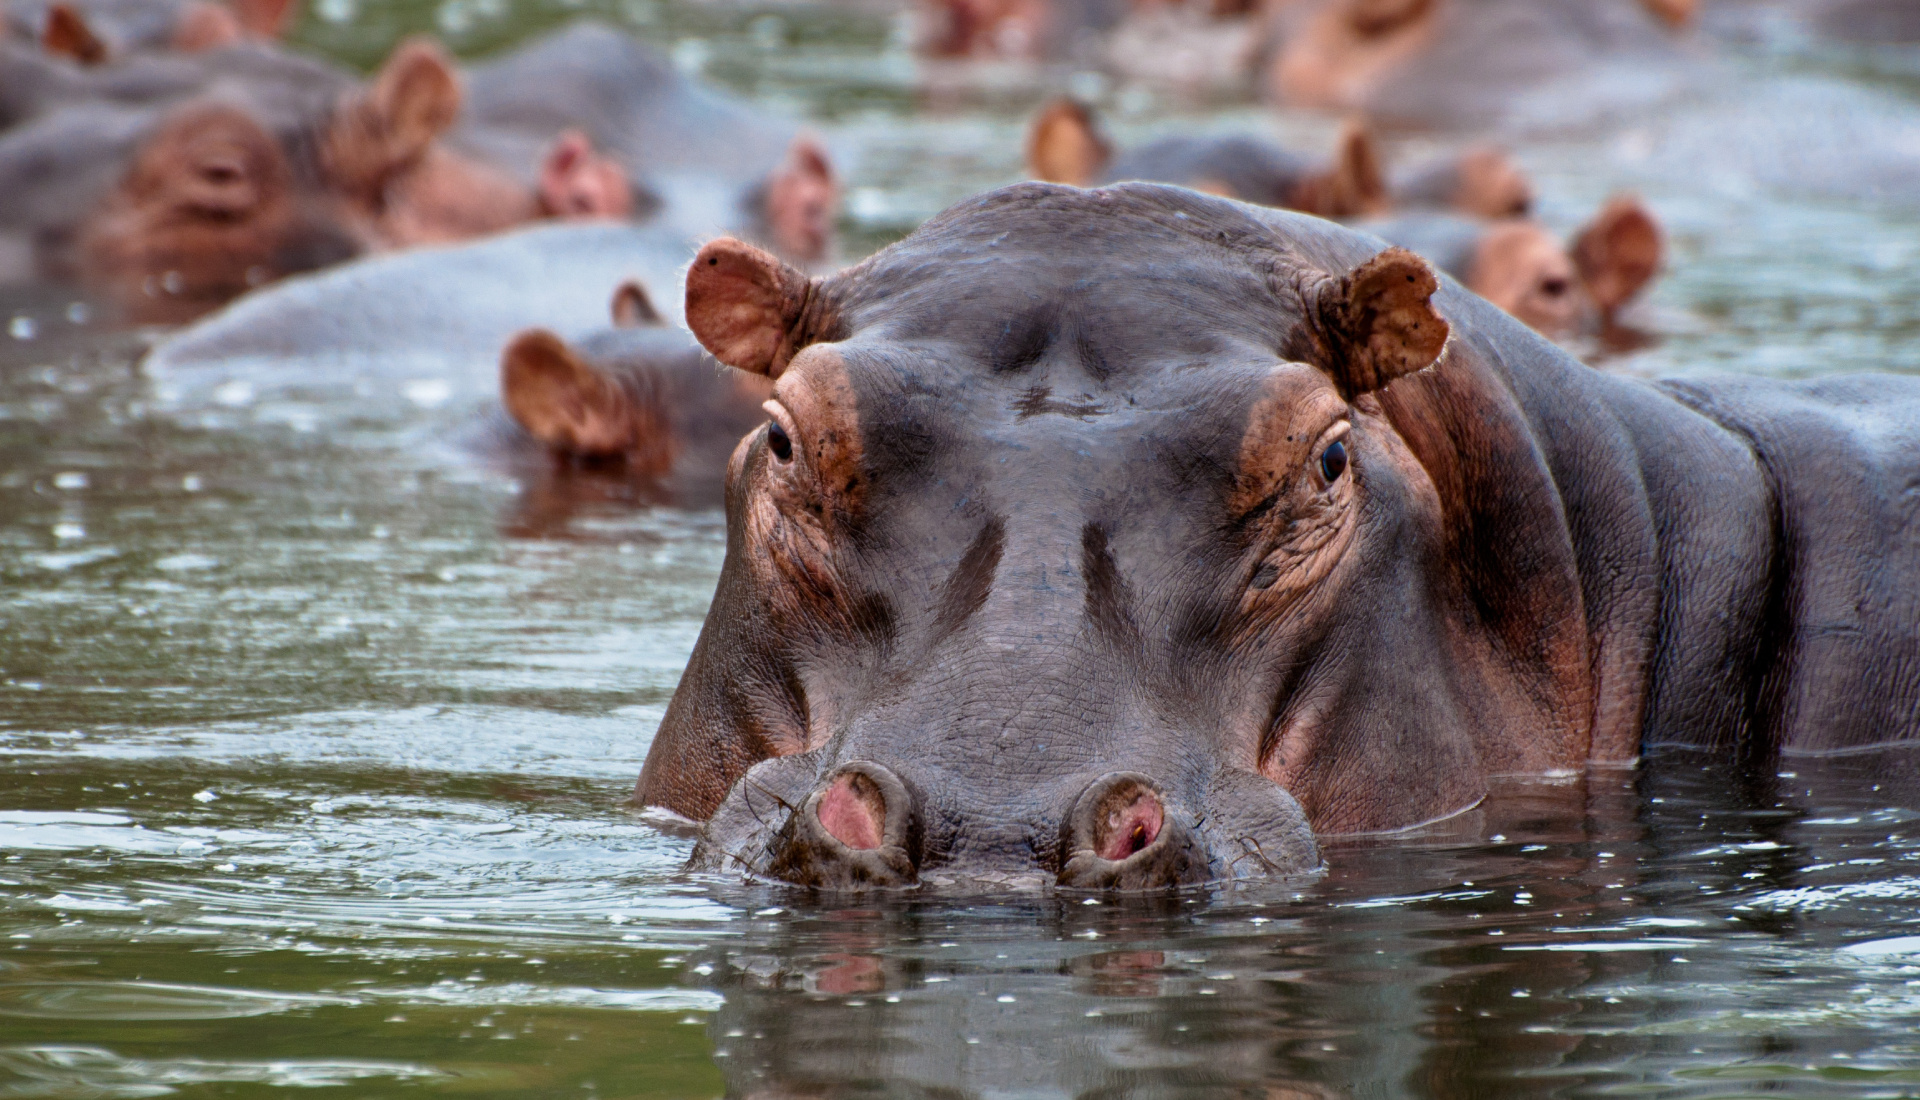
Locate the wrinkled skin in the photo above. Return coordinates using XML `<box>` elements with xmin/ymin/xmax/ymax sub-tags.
<box><xmin>1025</xmin><ymin>98</ymin><xmax>1530</xmax><ymax>220</ymax></box>
<box><xmin>1362</xmin><ymin>196</ymin><xmax>1662</xmax><ymax>338</ymax></box>
<box><xmin>496</xmin><ymin>280</ymin><xmax>772</xmax><ymax>503</ymax></box>
<box><xmin>1267</xmin><ymin>0</ymin><xmax>1700</xmax><ymax>132</ymax></box>
<box><xmin>454</xmin><ymin>21</ymin><xmax>839</xmax><ymax>266</ymax></box>
<box><xmin>6</xmin><ymin>35</ymin><xmax>631</xmax><ymax>320</ymax></box>
<box><xmin>637</xmin><ymin>182</ymin><xmax>1920</xmax><ymax>892</ymax></box>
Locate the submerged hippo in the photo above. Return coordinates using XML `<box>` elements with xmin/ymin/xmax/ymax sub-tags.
<box><xmin>1026</xmin><ymin>97</ymin><xmax>1531</xmax><ymax>218</ymax></box>
<box><xmin>1267</xmin><ymin>0</ymin><xmax>1699</xmax><ymax>133</ymax></box>
<box><xmin>1361</xmin><ymin>195</ymin><xmax>1662</xmax><ymax>339</ymax></box>
<box><xmin>10</xmin><ymin>0</ymin><xmax>296</xmax><ymax>63</ymax></box>
<box><xmin>637</xmin><ymin>182</ymin><xmax>1920</xmax><ymax>890</ymax></box>
<box><xmin>1</xmin><ymin>35</ymin><xmax>629</xmax><ymax>320</ymax></box>
<box><xmin>454</xmin><ymin>21</ymin><xmax>839</xmax><ymax>266</ymax></box>
<box><xmin>496</xmin><ymin>279</ymin><xmax>772</xmax><ymax>502</ymax></box>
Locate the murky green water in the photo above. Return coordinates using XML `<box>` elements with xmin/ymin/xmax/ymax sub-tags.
<box><xmin>4</xmin><ymin>1</ymin><xmax>1920</xmax><ymax>1096</ymax></box>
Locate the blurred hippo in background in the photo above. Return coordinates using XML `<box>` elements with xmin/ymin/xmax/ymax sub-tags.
<box><xmin>638</xmin><ymin>182</ymin><xmax>1920</xmax><ymax>892</ymax></box>
<box><xmin>8</xmin><ymin>0</ymin><xmax>297</xmax><ymax>63</ymax></box>
<box><xmin>1267</xmin><ymin>0</ymin><xmax>1701</xmax><ymax>132</ymax></box>
<box><xmin>453</xmin><ymin>21</ymin><xmax>840</xmax><ymax>266</ymax></box>
<box><xmin>1026</xmin><ymin>97</ymin><xmax>1531</xmax><ymax>218</ymax></box>
<box><xmin>1362</xmin><ymin>194</ymin><xmax>1663</xmax><ymax>340</ymax></box>
<box><xmin>0</xmin><ymin>35</ymin><xmax>630</xmax><ymax>321</ymax></box>
<box><xmin>495</xmin><ymin>279</ymin><xmax>772</xmax><ymax>503</ymax></box>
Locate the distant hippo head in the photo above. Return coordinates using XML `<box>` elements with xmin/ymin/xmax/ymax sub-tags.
<box><xmin>1268</xmin><ymin>0</ymin><xmax>1694</xmax><ymax>129</ymax></box>
<box><xmin>1467</xmin><ymin>197</ymin><xmax>1661</xmax><ymax>338</ymax></box>
<box><xmin>36</xmin><ymin>0</ymin><xmax>298</xmax><ymax>62</ymax></box>
<box><xmin>638</xmin><ymin>183</ymin><xmax>1611</xmax><ymax>890</ymax></box>
<box><xmin>78</xmin><ymin>36</ymin><xmax>630</xmax><ymax>321</ymax></box>
<box><xmin>78</xmin><ymin>100</ymin><xmax>359</xmax><ymax>324</ymax></box>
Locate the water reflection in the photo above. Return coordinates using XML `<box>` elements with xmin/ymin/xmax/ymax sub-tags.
<box><xmin>693</xmin><ymin>761</ymin><xmax>1920</xmax><ymax>1099</ymax></box>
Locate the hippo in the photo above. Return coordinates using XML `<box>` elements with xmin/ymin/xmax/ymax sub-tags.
<box><xmin>635</xmin><ymin>182</ymin><xmax>1920</xmax><ymax>891</ymax></box>
<box><xmin>496</xmin><ymin>279</ymin><xmax>772</xmax><ymax>503</ymax></box>
<box><xmin>0</xmin><ymin>35</ymin><xmax>631</xmax><ymax>320</ymax></box>
<box><xmin>1360</xmin><ymin>195</ymin><xmax>1662</xmax><ymax>339</ymax></box>
<box><xmin>1025</xmin><ymin>97</ymin><xmax>1531</xmax><ymax>218</ymax></box>
<box><xmin>9</xmin><ymin>0</ymin><xmax>296</xmax><ymax>63</ymax></box>
<box><xmin>452</xmin><ymin>21</ymin><xmax>840</xmax><ymax>266</ymax></box>
<box><xmin>1266</xmin><ymin>0</ymin><xmax>1701</xmax><ymax>133</ymax></box>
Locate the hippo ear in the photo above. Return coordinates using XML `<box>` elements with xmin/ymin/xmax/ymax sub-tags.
<box><xmin>762</xmin><ymin>134</ymin><xmax>837</xmax><ymax>265</ymax></box>
<box><xmin>610</xmin><ymin>279</ymin><xmax>662</xmax><ymax>328</ymax></box>
<box><xmin>1570</xmin><ymin>194</ymin><xmax>1661</xmax><ymax>323</ymax></box>
<box><xmin>42</xmin><ymin>3</ymin><xmax>108</xmax><ymax>63</ymax></box>
<box><xmin>500</xmin><ymin>328</ymin><xmax>642</xmax><ymax>457</ymax></box>
<box><xmin>231</xmin><ymin>0</ymin><xmax>300</xmax><ymax>38</ymax></box>
<box><xmin>367</xmin><ymin>37</ymin><xmax>462</xmax><ymax>156</ymax></box>
<box><xmin>1292</xmin><ymin>118</ymin><xmax>1386</xmax><ymax>217</ymax></box>
<box><xmin>1638</xmin><ymin>0</ymin><xmax>1695</xmax><ymax>29</ymax></box>
<box><xmin>171</xmin><ymin>2</ymin><xmax>246</xmax><ymax>51</ymax></box>
<box><xmin>1306</xmin><ymin>247</ymin><xmax>1450</xmax><ymax>399</ymax></box>
<box><xmin>1026</xmin><ymin>98</ymin><xmax>1110</xmax><ymax>187</ymax></box>
<box><xmin>685</xmin><ymin>237</ymin><xmax>836</xmax><ymax>379</ymax></box>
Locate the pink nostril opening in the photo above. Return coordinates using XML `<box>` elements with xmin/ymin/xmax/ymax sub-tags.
<box><xmin>817</xmin><ymin>774</ymin><xmax>885</xmax><ymax>850</ymax></box>
<box><xmin>1097</xmin><ymin>792</ymin><xmax>1163</xmax><ymax>861</ymax></box>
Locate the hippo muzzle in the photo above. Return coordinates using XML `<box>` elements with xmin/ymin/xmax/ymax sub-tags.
<box><xmin>690</xmin><ymin>751</ymin><xmax>1320</xmax><ymax>891</ymax></box>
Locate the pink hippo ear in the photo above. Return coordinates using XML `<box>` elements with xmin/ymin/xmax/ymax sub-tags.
<box><xmin>1305</xmin><ymin>247</ymin><xmax>1450</xmax><ymax>400</ymax></box>
<box><xmin>1570</xmin><ymin>193</ymin><xmax>1662</xmax><ymax>324</ymax></box>
<box><xmin>365</xmin><ymin>37</ymin><xmax>461</xmax><ymax>159</ymax></box>
<box><xmin>231</xmin><ymin>0</ymin><xmax>300</xmax><ymax>38</ymax></box>
<box><xmin>537</xmin><ymin>129</ymin><xmax>633</xmax><ymax>220</ymax></box>
<box><xmin>1293</xmin><ymin>118</ymin><xmax>1387</xmax><ymax>217</ymax></box>
<box><xmin>685</xmin><ymin>237</ymin><xmax>839</xmax><ymax>379</ymax></box>
<box><xmin>1638</xmin><ymin>0</ymin><xmax>1695</xmax><ymax>29</ymax></box>
<box><xmin>324</xmin><ymin>37</ymin><xmax>461</xmax><ymax>203</ymax></box>
<box><xmin>171</xmin><ymin>2</ymin><xmax>245</xmax><ymax>51</ymax></box>
<box><xmin>1025</xmin><ymin>98</ymin><xmax>1110</xmax><ymax>188</ymax></box>
<box><xmin>42</xmin><ymin>3</ymin><xmax>107</xmax><ymax>63</ymax></box>
<box><xmin>609</xmin><ymin>279</ymin><xmax>662</xmax><ymax>328</ymax></box>
<box><xmin>764</xmin><ymin>134</ymin><xmax>838</xmax><ymax>265</ymax></box>
<box><xmin>501</xmin><ymin>329</ymin><xmax>663</xmax><ymax>466</ymax></box>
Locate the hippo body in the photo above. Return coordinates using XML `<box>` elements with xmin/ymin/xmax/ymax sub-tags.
<box><xmin>1268</xmin><ymin>0</ymin><xmax>1700</xmax><ymax>133</ymax></box>
<box><xmin>455</xmin><ymin>21</ymin><xmax>837</xmax><ymax>263</ymax></box>
<box><xmin>636</xmin><ymin>183</ymin><xmax>1920</xmax><ymax>891</ymax></box>
<box><xmin>144</xmin><ymin>220</ymin><xmax>696</xmax><ymax>392</ymax></box>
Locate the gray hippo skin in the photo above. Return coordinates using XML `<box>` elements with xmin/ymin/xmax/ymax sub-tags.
<box><xmin>634</xmin><ymin>182</ymin><xmax>1920</xmax><ymax>891</ymax></box>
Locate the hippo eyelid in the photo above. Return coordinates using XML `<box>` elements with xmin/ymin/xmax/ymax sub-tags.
<box><xmin>760</xmin><ymin>400</ymin><xmax>800</xmax><ymax>464</ymax></box>
<box><xmin>1308</xmin><ymin>421</ymin><xmax>1352</xmax><ymax>489</ymax></box>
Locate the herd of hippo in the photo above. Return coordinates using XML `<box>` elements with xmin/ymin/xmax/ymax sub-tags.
<box><xmin>8</xmin><ymin>0</ymin><xmax>1920</xmax><ymax>891</ymax></box>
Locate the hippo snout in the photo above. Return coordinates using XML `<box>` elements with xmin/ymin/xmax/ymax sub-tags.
<box><xmin>686</xmin><ymin>753</ymin><xmax>1322</xmax><ymax>891</ymax></box>
<box><xmin>1057</xmin><ymin>773</ymin><xmax>1207</xmax><ymax>890</ymax></box>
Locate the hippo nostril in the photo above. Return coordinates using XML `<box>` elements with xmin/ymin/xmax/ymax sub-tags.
<box><xmin>1096</xmin><ymin>788</ymin><xmax>1163</xmax><ymax>861</ymax></box>
<box><xmin>1060</xmin><ymin>772</ymin><xmax>1205</xmax><ymax>890</ymax></box>
<box><xmin>766</xmin><ymin>761</ymin><xmax>918</xmax><ymax>889</ymax></box>
<box><xmin>816</xmin><ymin>770</ymin><xmax>886</xmax><ymax>850</ymax></box>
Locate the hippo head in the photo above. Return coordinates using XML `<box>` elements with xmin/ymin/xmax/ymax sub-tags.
<box><xmin>78</xmin><ymin>100</ymin><xmax>360</xmax><ymax>324</ymax></box>
<box><xmin>1464</xmin><ymin>197</ymin><xmax>1661</xmax><ymax>338</ymax></box>
<box><xmin>639</xmin><ymin>183</ymin><xmax>1604</xmax><ymax>890</ymax></box>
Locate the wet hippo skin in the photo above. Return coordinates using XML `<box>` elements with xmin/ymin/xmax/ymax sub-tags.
<box><xmin>635</xmin><ymin>182</ymin><xmax>1920</xmax><ymax>891</ymax></box>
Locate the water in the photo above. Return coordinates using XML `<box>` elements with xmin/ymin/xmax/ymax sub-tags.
<box><xmin>4</xmin><ymin>0</ymin><xmax>1920</xmax><ymax>1095</ymax></box>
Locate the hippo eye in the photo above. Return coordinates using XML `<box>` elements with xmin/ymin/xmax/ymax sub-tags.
<box><xmin>1318</xmin><ymin>438</ymin><xmax>1348</xmax><ymax>483</ymax></box>
<box><xmin>767</xmin><ymin>421</ymin><xmax>794</xmax><ymax>462</ymax></box>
